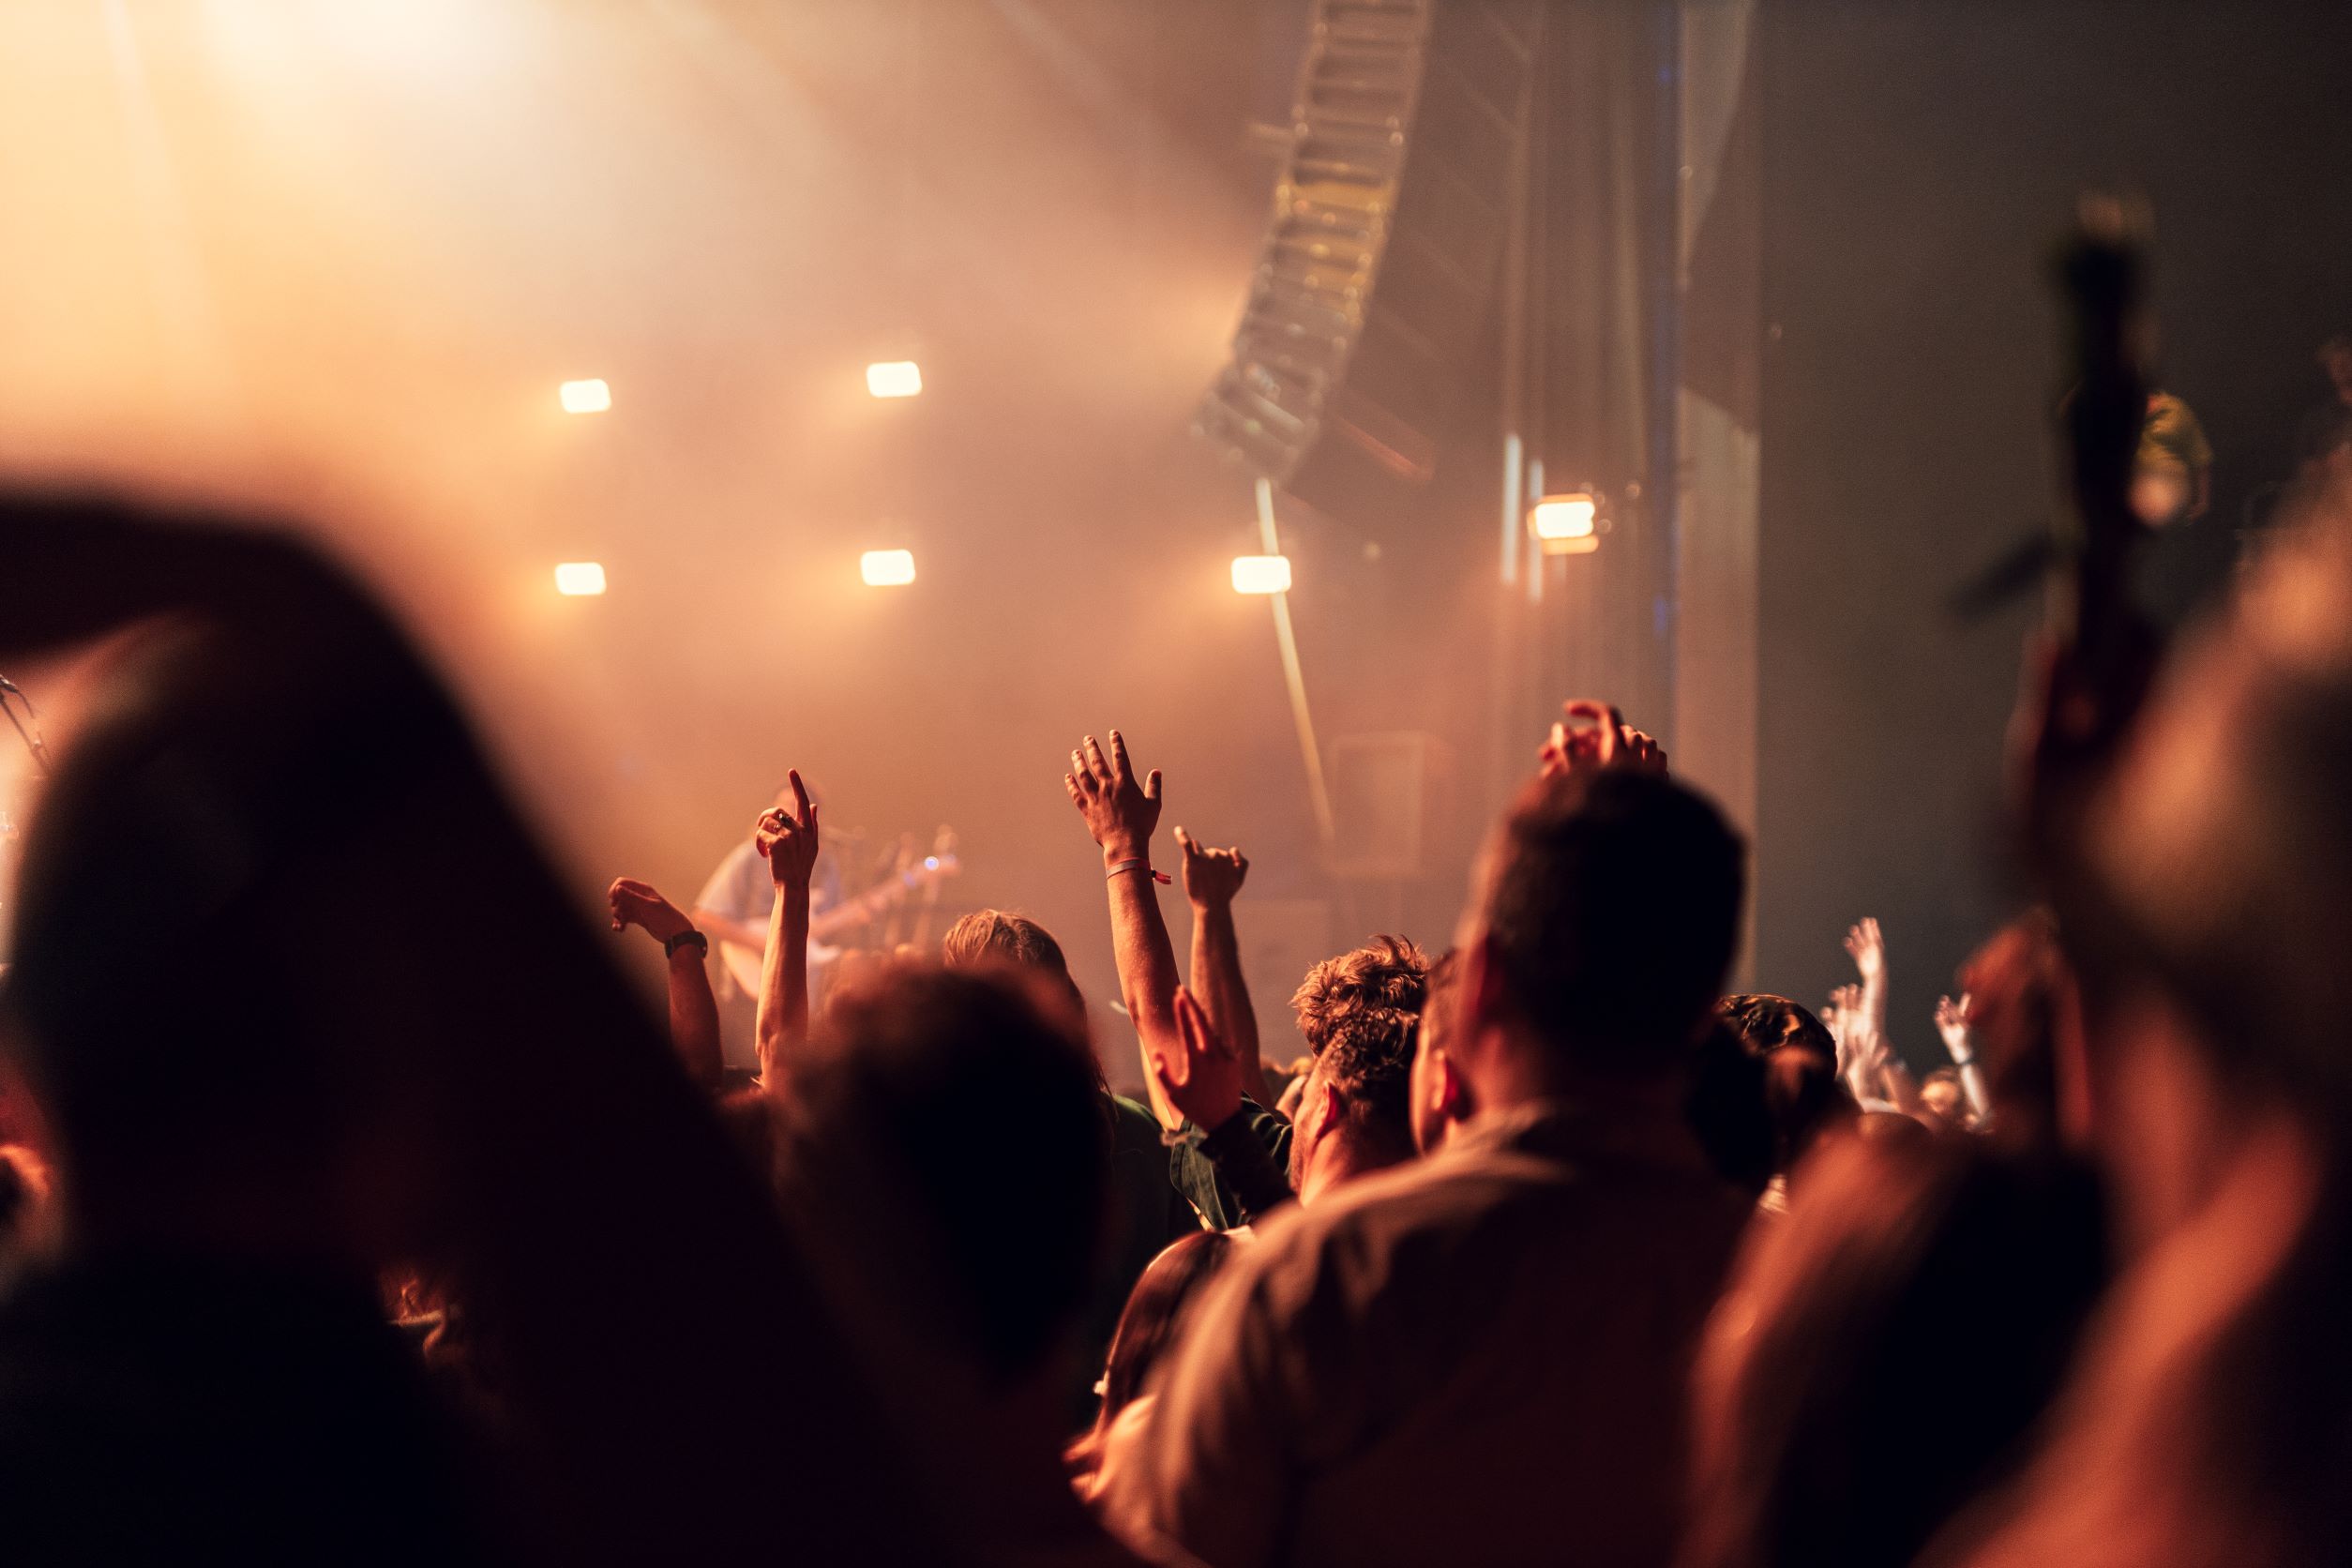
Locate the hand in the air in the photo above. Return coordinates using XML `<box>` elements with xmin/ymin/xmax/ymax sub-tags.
<box><xmin>1174</xmin><ymin>827</ymin><xmax>1248</xmax><ymax>911</ymax></box>
<box><xmin>608</xmin><ymin>877</ymin><xmax>693</xmax><ymax>944</ymax></box>
<box><xmin>1064</xmin><ymin>731</ymin><xmax>1163</xmax><ymax>862</ymax></box>
<box><xmin>1936</xmin><ymin>993</ymin><xmax>1974</xmax><ymax>1059</ymax></box>
<box><xmin>1539</xmin><ymin>700</ymin><xmax>1667</xmax><ymax>780</ymax></box>
<box><xmin>756</xmin><ymin>770</ymin><xmax>821</xmax><ymax>892</ymax></box>
<box><xmin>1844</xmin><ymin>917</ymin><xmax>1886</xmax><ymax>985</ymax></box>
<box><xmin>1149</xmin><ymin>986</ymin><xmax>1244</xmax><ymax>1133</ymax></box>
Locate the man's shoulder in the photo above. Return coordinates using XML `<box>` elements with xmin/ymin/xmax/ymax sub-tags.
<box><xmin>1242</xmin><ymin>1123</ymin><xmax>1749</xmax><ymax>1306</ymax></box>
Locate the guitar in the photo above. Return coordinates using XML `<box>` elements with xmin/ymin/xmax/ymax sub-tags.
<box><xmin>716</xmin><ymin>837</ymin><xmax>962</xmax><ymax>997</ymax></box>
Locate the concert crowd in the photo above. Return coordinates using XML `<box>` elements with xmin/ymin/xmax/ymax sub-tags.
<box><xmin>1</xmin><ymin>293</ymin><xmax>2350</xmax><ymax>1568</ymax></box>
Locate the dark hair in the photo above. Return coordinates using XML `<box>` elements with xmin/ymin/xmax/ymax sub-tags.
<box><xmin>1093</xmin><ymin>1231</ymin><xmax>1234</xmax><ymax>1425</ymax></box>
<box><xmin>1291</xmin><ymin>936</ymin><xmax>1427</xmax><ymax>1161</ymax></box>
<box><xmin>785</xmin><ymin>962</ymin><xmax>1109</xmax><ymax>1381</ymax></box>
<box><xmin>1719</xmin><ymin>994</ymin><xmax>1837</xmax><ymax>1061</ymax></box>
<box><xmin>1685</xmin><ymin>1022</ymin><xmax>1777</xmax><ymax>1197</ymax></box>
<box><xmin>1483</xmin><ymin>771</ymin><xmax>1745</xmax><ymax>1072</ymax></box>
<box><xmin>1718</xmin><ymin>994</ymin><xmax>1854</xmax><ymax>1173</ymax></box>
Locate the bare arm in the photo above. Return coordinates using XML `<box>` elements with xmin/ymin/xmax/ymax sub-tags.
<box><xmin>753</xmin><ymin>773</ymin><xmax>819</xmax><ymax>1092</ymax></box>
<box><xmin>1176</xmin><ymin>827</ymin><xmax>1271</xmax><ymax>1108</ymax></box>
<box><xmin>1845</xmin><ymin>917</ymin><xmax>1889</xmax><ymax>1041</ymax></box>
<box><xmin>1938</xmin><ymin>993</ymin><xmax>1996</xmax><ymax>1124</ymax></box>
<box><xmin>608</xmin><ymin>878</ymin><xmax>724</xmax><ymax>1090</ymax></box>
<box><xmin>1066</xmin><ymin>731</ymin><xmax>1184</xmax><ymax>1131</ymax></box>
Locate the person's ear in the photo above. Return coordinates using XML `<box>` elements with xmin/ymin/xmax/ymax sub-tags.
<box><xmin>1457</xmin><ymin>932</ymin><xmax>1509</xmax><ymax>1047</ymax></box>
<box><xmin>1436</xmin><ymin>1050</ymin><xmax>1471</xmax><ymax>1125</ymax></box>
<box><xmin>1304</xmin><ymin>1073</ymin><xmax>1340</xmax><ymax>1144</ymax></box>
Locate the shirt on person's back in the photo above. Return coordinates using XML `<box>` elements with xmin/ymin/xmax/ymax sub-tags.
<box><xmin>1073</xmin><ymin>1093</ymin><xmax>1200</xmax><ymax>1425</ymax></box>
<box><xmin>1099</xmin><ymin>1096</ymin><xmax>1754</xmax><ymax>1568</ymax></box>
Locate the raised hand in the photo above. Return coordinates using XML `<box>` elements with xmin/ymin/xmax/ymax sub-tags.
<box><xmin>1844</xmin><ymin>917</ymin><xmax>1886</xmax><ymax>985</ymax></box>
<box><xmin>1174</xmin><ymin>826</ymin><xmax>1248</xmax><ymax>910</ymax></box>
<box><xmin>1538</xmin><ymin>700</ymin><xmax>1668</xmax><ymax>780</ymax></box>
<box><xmin>1936</xmin><ymin>993</ymin><xmax>1974</xmax><ymax>1059</ymax></box>
<box><xmin>609</xmin><ymin>877</ymin><xmax>694</xmax><ymax>944</ymax></box>
<box><xmin>1064</xmin><ymin>730</ymin><xmax>1163</xmax><ymax>863</ymax></box>
<box><xmin>1826</xmin><ymin>983</ymin><xmax>1870</xmax><ymax>1078</ymax></box>
<box><xmin>1149</xmin><ymin>986</ymin><xmax>1244</xmax><ymax>1133</ymax></box>
<box><xmin>755</xmin><ymin>769</ymin><xmax>821</xmax><ymax>892</ymax></box>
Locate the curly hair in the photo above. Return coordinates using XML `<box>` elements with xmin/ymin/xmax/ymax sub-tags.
<box><xmin>1289</xmin><ymin>936</ymin><xmax>1429</xmax><ymax>1161</ymax></box>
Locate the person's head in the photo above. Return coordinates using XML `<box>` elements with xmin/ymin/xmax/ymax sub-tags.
<box><xmin>1450</xmin><ymin>770</ymin><xmax>1745</xmax><ymax>1116</ymax></box>
<box><xmin>1919</xmin><ymin>1068</ymin><xmax>1968</xmax><ymax>1129</ymax></box>
<box><xmin>1285</xmin><ymin>936</ymin><xmax>1427</xmax><ymax>1200</ymax></box>
<box><xmin>1718</xmin><ymin>993</ymin><xmax>1855</xmax><ymax>1174</ymax></box>
<box><xmin>0</xmin><ymin>611</ymin><xmax>472</xmax><ymax>1267</ymax></box>
<box><xmin>1089</xmin><ymin>1230</ymin><xmax>1233</xmax><ymax>1430</ymax></box>
<box><xmin>778</xmin><ymin>961</ymin><xmax>1109</xmax><ymax>1391</ymax></box>
<box><xmin>1409</xmin><ymin>949</ymin><xmax>1462</xmax><ymax>1153</ymax></box>
<box><xmin>1684</xmin><ymin>1021</ymin><xmax>1778</xmax><ymax>1197</ymax></box>
<box><xmin>941</xmin><ymin>909</ymin><xmax>1088</xmax><ymax>1033</ymax></box>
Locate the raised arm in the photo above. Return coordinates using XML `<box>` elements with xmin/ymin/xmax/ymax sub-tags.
<box><xmin>1065</xmin><ymin>731</ymin><xmax>1184</xmax><ymax>1130</ymax></box>
<box><xmin>1844</xmin><ymin>917</ymin><xmax>1889</xmax><ymax>1040</ymax></box>
<box><xmin>1937</xmin><ymin>991</ymin><xmax>1995</xmax><ymax>1125</ymax></box>
<box><xmin>754</xmin><ymin>771</ymin><xmax>820</xmax><ymax>1091</ymax></box>
<box><xmin>608</xmin><ymin>878</ymin><xmax>723</xmax><ymax>1090</ymax></box>
<box><xmin>1175</xmin><ymin>826</ymin><xmax>1270</xmax><ymax>1108</ymax></box>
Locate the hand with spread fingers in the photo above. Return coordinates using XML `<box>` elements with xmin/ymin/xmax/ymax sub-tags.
<box><xmin>1065</xmin><ymin>730</ymin><xmax>1164</xmax><ymax>864</ymax></box>
<box><xmin>1844</xmin><ymin>917</ymin><xmax>1887</xmax><ymax>988</ymax></box>
<box><xmin>1538</xmin><ymin>700</ymin><xmax>1669</xmax><ymax>780</ymax></box>
<box><xmin>756</xmin><ymin>770</ymin><xmax>822</xmax><ymax>892</ymax></box>
<box><xmin>1150</xmin><ymin>986</ymin><xmax>1244</xmax><ymax>1135</ymax></box>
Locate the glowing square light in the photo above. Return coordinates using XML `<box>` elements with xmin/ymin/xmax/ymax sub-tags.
<box><xmin>1230</xmin><ymin>554</ymin><xmax>1292</xmax><ymax>595</ymax></box>
<box><xmin>559</xmin><ymin>378</ymin><xmax>611</xmax><ymax>414</ymax></box>
<box><xmin>554</xmin><ymin>562</ymin><xmax>607</xmax><ymax>596</ymax></box>
<box><xmin>1530</xmin><ymin>493</ymin><xmax>1598</xmax><ymax>541</ymax></box>
<box><xmin>865</xmin><ymin>360</ymin><xmax>923</xmax><ymax>399</ymax></box>
<box><xmin>860</xmin><ymin>549</ymin><xmax>916</xmax><ymax>586</ymax></box>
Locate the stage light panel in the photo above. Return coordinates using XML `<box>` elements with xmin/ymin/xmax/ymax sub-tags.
<box><xmin>865</xmin><ymin>360</ymin><xmax>923</xmax><ymax>399</ymax></box>
<box><xmin>861</xmin><ymin>549</ymin><xmax>916</xmax><ymax>586</ymax></box>
<box><xmin>1231</xmin><ymin>554</ymin><xmax>1292</xmax><ymax>595</ymax></box>
<box><xmin>1529</xmin><ymin>492</ymin><xmax>1598</xmax><ymax>541</ymax></box>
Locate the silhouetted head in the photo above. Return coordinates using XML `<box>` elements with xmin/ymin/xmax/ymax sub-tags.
<box><xmin>1455</xmin><ymin>770</ymin><xmax>1745</xmax><ymax>1100</ymax></box>
<box><xmin>778</xmin><ymin>961</ymin><xmax>1109</xmax><ymax>1387</ymax></box>
<box><xmin>1718</xmin><ymin>993</ymin><xmax>1855</xmax><ymax>1173</ymax></box>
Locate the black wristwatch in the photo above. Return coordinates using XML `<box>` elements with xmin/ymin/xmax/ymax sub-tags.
<box><xmin>663</xmin><ymin>929</ymin><xmax>710</xmax><ymax>959</ymax></box>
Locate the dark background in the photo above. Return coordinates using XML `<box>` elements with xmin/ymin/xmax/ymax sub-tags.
<box><xmin>1753</xmin><ymin>0</ymin><xmax>2352</xmax><ymax>1053</ymax></box>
